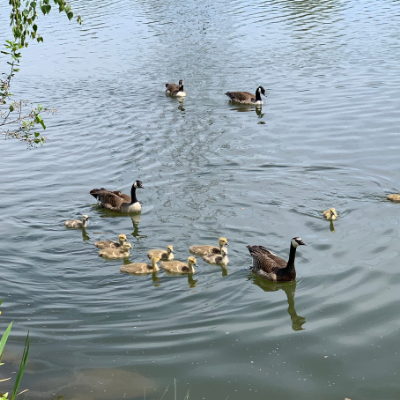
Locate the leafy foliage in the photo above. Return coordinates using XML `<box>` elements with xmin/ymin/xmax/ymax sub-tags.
<box><xmin>0</xmin><ymin>299</ymin><xmax>30</xmax><ymax>400</ymax></box>
<box><xmin>1</xmin><ymin>1</ymin><xmax>82</xmax><ymax>147</ymax></box>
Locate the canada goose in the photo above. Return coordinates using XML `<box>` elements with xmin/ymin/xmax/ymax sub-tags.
<box><xmin>98</xmin><ymin>242</ymin><xmax>132</xmax><ymax>259</ymax></box>
<box><xmin>387</xmin><ymin>194</ymin><xmax>400</xmax><ymax>202</ymax></box>
<box><xmin>120</xmin><ymin>255</ymin><xmax>160</xmax><ymax>275</ymax></box>
<box><xmin>95</xmin><ymin>234</ymin><xmax>127</xmax><ymax>249</ymax></box>
<box><xmin>247</xmin><ymin>237</ymin><xmax>306</xmax><ymax>282</ymax></box>
<box><xmin>323</xmin><ymin>208</ymin><xmax>338</xmax><ymax>221</ymax></box>
<box><xmin>64</xmin><ymin>214</ymin><xmax>89</xmax><ymax>228</ymax></box>
<box><xmin>189</xmin><ymin>237</ymin><xmax>229</xmax><ymax>256</ymax></box>
<box><xmin>225</xmin><ymin>86</ymin><xmax>266</xmax><ymax>105</ymax></box>
<box><xmin>90</xmin><ymin>180</ymin><xmax>144</xmax><ymax>213</ymax></box>
<box><xmin>203</xmin><ymin>248</ymin><xmax>229</xmax><ymax>267</ymax></box>
<box><xmin>161</xmin><ymin>256</ymin><xmax>197</xmax><ymax>274</ymax></box>
<box><xmin>165</xmin><ymin>79</ymin><xmax>186</xmax><ymax>97</ymax></box>
<box><xmin>147</xmin><ymin>245</ymin><xmax>174</xmax><ymax>261</ymax></box>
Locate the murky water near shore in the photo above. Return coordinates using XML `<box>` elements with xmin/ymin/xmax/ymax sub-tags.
<box><xmin>1</xmin><ymin>0</ymin><xmax>400</xmax><ymax>399</ymax></box>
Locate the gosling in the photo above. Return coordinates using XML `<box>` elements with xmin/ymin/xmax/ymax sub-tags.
<box><xmin>98</xmin><ymin>242</ymin><xmax>131</xmax><ymax>259</ymax></box>
<box><xmin>95</xmin><ymin>234</ymin><xmax>127</xmax><ymax>249</ymax></box>
<box><xmin>120</xmin><ymin>256</ymin><xmax>160</xmax><ymax>275</ymax></box>
<box><xmin>147</xmin><ymin>245</ymin><xmax>174</xmax><ymax>261</ymax></box>
<box><xmin>323</xmin><ymin>208</ymin><xmax>338</xmax><ymax>221</ymax></box>
<box><xmin>387</xmin><ymin>194</ymin><xmax>400</xmax><ymax>202</ymax></box>
<box><xmin>161</xmin><ymin>256</ymin><xmax>197</xmax><ymax>274</ymax></box>
<box><xmin>189</xmin><ymin>237</ymin><xmax>229</xmax><ymax>256</ymax></box>
<box><xmin>203</xmin><ymin>248</ymin><xmax>229</xmax><ymax>267</ymax></box>
<box><xmin>64</xmin><ymin>214</ymin><xmax>89</xmax><ymax>228</ymax></box>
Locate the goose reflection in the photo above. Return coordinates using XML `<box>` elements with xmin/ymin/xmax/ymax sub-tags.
<box><xmin>81</xmin><ymin>228</ymin><xmax>90</xmax><ymax>242</ymax></box>
<box><xmin>249</xmin><ymin>276</ymin><xmax>306</xmax><ymax>331</ymax></box>
<box><xmin>229</xmin><ymin>105</ymin><xmax>265</xmax><ymax>119</ymax></box>
<box><xmin>130</xmin><ymin>214</ymin><xmax>147</xmax><ymax>240</ymax></box>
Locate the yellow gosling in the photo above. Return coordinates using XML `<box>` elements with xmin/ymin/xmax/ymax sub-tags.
<box><xmin>95</xmin><ymin>234</ymin><xmax>127</xmax><ymax>249</ymax></box>
<box><xmin>147</xmin><ymin>245</ymin><xmax>174</xmax><ymax>261</ymax></box>
<box><xmin>98</xmin><ymin>242</ymin><xmax>131</xmax><ymax>259</ymax></box>
<box><xmin>203</xmin><ymin>248</ymin><xmax>229</xmax><ymax>267</ymax></box>
<box><xmin>387</xmin><ymin>194</ymin><xmax>400</xmax><ymax>202</ymax></box>
<box><xmin>323</xmin><ymin>208</ymin><xmax>338</xmax><ymax>221</ymax></box>
<box><xmin>189</xmin><ymin>237</ymin><xmax>229</xmax><ymax>256</ymax></box>
<box><xmin>161</xmin><ymin>256</ymin><xmax>197</xmax><ymax>274</ymax></box>
<box><xmin>64</xmin><ymin>214</ymin><xmax>89</xmax><ymax>228</ymax></box>
<box><xmin>120</xmin><ymin>256</ymin><xmax>160</xmax><ymax>275</ymax></box>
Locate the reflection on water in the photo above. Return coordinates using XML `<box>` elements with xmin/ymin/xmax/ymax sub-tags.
<box><xmin>250</xmin><ymin>276</ymin><xmax>306</xmax><ymax>331</ymax></box>
<box><xmin>329</xmin><ymin>220</ymin><xmax>335</xmax><ymax>233</ymax></box>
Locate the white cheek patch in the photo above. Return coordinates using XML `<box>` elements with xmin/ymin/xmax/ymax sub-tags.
<box><xmin>291</xmin><ymin>239</ymin><xmax>300</xmax><ymax>248</ymax></box>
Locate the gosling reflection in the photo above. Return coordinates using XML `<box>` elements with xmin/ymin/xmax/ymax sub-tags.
<box><xmin>329</xmin><ymin>221</ymin><xmax>335</xmax><ymax>233</ymax></box>
<box><xmin>81</xmin><ymin>228</ymin><xmax>90</xmax><ymax>242</ymax></box>
<box><xmin>250</xmin><ymin>276</ymin><xmax>306</xmax><ymax>331</ymax></box>
<box><xmin>130</xmin><ymin>215</ymin><xmax>147</xmax><ymax>240</ymax></box>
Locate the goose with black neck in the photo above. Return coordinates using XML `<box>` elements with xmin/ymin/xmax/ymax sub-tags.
<box><xmin>247</xmin><ymin>237</ymin><xmax>306</xmax><ymax>282</ymax></box>
<box><xmin>90</xmin><ymin>180</ymin><xmax>144</xmax><ymax>213</ymax></box>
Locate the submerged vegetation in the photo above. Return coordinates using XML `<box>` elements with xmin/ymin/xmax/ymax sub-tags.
<box><xmin>1</xmin><ymin>0</ymin><xmax>82</xmax><ymax>147</ymax></box>
<box><xmin>0</xmin><ymin>299</ymin><xmax>30</xmax><ymax>400</ymax></box>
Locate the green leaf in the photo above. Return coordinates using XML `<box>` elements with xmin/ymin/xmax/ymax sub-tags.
<box><xmin>45</xmin><ymin>4</ymin><xmax>51</xmax><ymax>13</ymax></box>
<box><xmin>11</xmin><ymin>331</ymin><xmax>30</xmax><ymax>400</ymax></box>
<box><xmin>30</xmin><ymin>1</ymin><xmax>37</xmax><ymax>8</ymax></box>
<box><xmin>67</xmin><ymin>11</ymin><xmax>73</xmax><ymax>20</ymax></box>
<box><xmin>1</xmin><ymin>51</ymin><xmax>9</xmax><ymax>54</ymax></box>
<box><xmin>22</xmin><ymin>9</ymin><xmax>29</xmax><ymax>16</ymax></box>
<box><xmin>9</xmin><ymin>105</ymin><xmax>14</xmax><ymax>112</ymax></box>
<box><xmin>33</xmin><ymin>24</ymin><xmax>37</xmax><ymax>31</ymax></box>
<box><xmin>34</xmin><ymin>132</ymin><xmax>40</xmax><ymax>138</ymax></box>
<box><xmin>0</xmin><ymin>323</ymin><xmax>13</xmax><ymax>359</ymax></box>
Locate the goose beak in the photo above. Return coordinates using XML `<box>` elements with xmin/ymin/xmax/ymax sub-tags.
<box><xmin>226</xmin><ymin>242</ymin><xmax>229</xmax><ymax>246</ymax></box>
<box><xmin>299</xmin><ymin>240</ymin><xmax>306</xmax><ymax>246</ymax></box>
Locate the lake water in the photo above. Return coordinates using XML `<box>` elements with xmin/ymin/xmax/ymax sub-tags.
<box><xmin>1</xmin><ymin>0</ymin><xmax>400</xmax><ymax>399</ymax></box>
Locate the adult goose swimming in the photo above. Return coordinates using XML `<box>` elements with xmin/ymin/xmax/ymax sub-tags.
<box><xmin>90</xmin><ymin>180</ymin><xmax>143</xmax><ymax>213</ymax></box>
<box><xmin>225</xmin><ymin>86</ymin><xmax>266</xmax><ymax>105</ymax></box>
<box><xmin>165</xmin><ymin>79</ymin><xmax>186</xmax><ymax>97</ymax></box>
<box><xmin>247</xmin><ymin>237</ymin><xmax>306</xmax><ymax>282</ymax></box>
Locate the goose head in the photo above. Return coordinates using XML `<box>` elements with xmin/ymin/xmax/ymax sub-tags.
<box><xmin>133</xmin><ymin>180</ymin><xmax>144</xmax><ymax>189</ymax></box>
<box><xmin>167</xmin><ymin>245</ymin><xmax>174</xmax><ymax>254</ymax></box>
<box><xmin>82</xmin><ymin>214</ymin><xmax>89</xmax><ymax>221</ymax></box>
<box><xmin>121</xmin><ymin>242</ymin><xmax>132</xmax><ymax>251</ymax></box>
<box><xmin>118</xmin><ymin>234</ymin><xmax>127</xmax><ymax>244</ymax></box>
<box><xmin>329</xmin><ymin>208</ymin><xmax>337</xmax><ymax>218</ymax></box>
<box><xmin>291</xmin><ymin>237</ymin><xmax>306</xmax><ymax>248</ymax></box>
<box><xmin>188</xmin><ymin>256</ymin><xmax>197</xmax><ymax>271</ymax></box>
<box><xmin>219</xmin><ymin>237</ymin><xmax>229</xmax><ymax>248</ymax></box>
<box><xmin>257</xmin><ymin>86</ymin><xmax>266</xmax><ymax>96</ymax></box>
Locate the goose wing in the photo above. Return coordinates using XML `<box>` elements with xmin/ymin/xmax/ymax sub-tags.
<box><xmin>247</xmin><ymin>245</ymin><xmax>286</xmax><ymax>273</ymax></box>
<box><xmin>90</xmin><ymin>188</ymin><xmax>126</xmax><ymax>210</ymax></box>
<box><xmin>166</xmin><ymin>83</ymin><xmax>178</xmax><ymax>92</ymax></box>
<box><xmin>225</xmin><ymin>91</ymin><xmax>255</xmax><ymax>102</ymax></box>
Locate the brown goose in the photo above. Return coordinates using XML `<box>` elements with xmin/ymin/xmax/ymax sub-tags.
<box><xmin>95</xmin><ymin>234</ymin><xmax>127</xmax><ymax>249</ymax></box>
<box><xmin>90</xmin><ymin>180</ymin><xmax>143</xmax><ymax>213</ymax></box>
<box><xmin>165</xmin><ymin>79</ymin><xmax>186</xmax><ymax>97</ymax></box>
<box><xmin>203</xmin><ymin>248</ymin><xmax>229</xmax><ymax>267</ymax></box>
<box><xmin>323</xmin><ymin>208</ymin><xmax>338</xmax><ymax>221</ymax></box>
<box><xmin>225</xmin><ymin>86</ymin><xmax>266</xmax><ymax>105</ymax></box>
<box><xmin>247</xmin><ymin>237</ymin><xmax>306</xmax><ymax>282</ymax></box>
<box><xmin>98</xmin><ymin>242</ymin><xmax>131</xmax><ymax>259</ymax></box>
<box><xmin>120</xmin><ymin>256</ymin><xmax>160</xmax><ymax>275</ymax></box>
<box><xmin>147</xmin><ymin>245</ymin><xmax>174</xmax><ymax>261</ymax></box>
<box><xmin>189</xmin><ymin>237</ymin><xmax>229</xmax><ymax>256</ymax></box>
<box><xmin>64</xmin><ymin>214</ymin><xmax>89</xmax><ymax>228</ymax></box>
<box><xmin>161</xmin><ymin>256</ymin><xmax>197</xmax><ymax>274</ymax></box>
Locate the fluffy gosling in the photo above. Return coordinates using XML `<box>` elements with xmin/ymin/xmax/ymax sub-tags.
<box><xmin>98</xmin><ymin>242</ymin><xmax>131</xmax><ymax>259</ymax></box>
<box><xmin>147</xmin><ymin>245</ymin><xmax>174</xmax><ymax>261</ymax></box>
<box><xmin>203</xmin><ymin>248</ymin><xmax>229</xmax><ymax>267</ymax></box>
<box><xmin>161</xmin><ymin>256</ymin><xmax>197</xmax><ymax>274</ymax></box>
<box><xmin>189</xmin><ymin>237</ymin><xmax>229</xmax><ymax>256</ymax></box>
<box><xmin>120</xmin><ymin>256</ymin><xmax>160</xmax><ymax>275</ymax></box>
<box><xmin>64</xmin><ymin>214</ymin><xmax>89</xmax><ymax>228</ymax></box>
<box><xmin>323</xmin><ymin>208</ymin><xmax>338</xmax><ymax>221</ymax></box>
<box><xmin>95</xmin><ymin>234</ymin><xmax>127</xmax><ymax>249</ymax></box>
